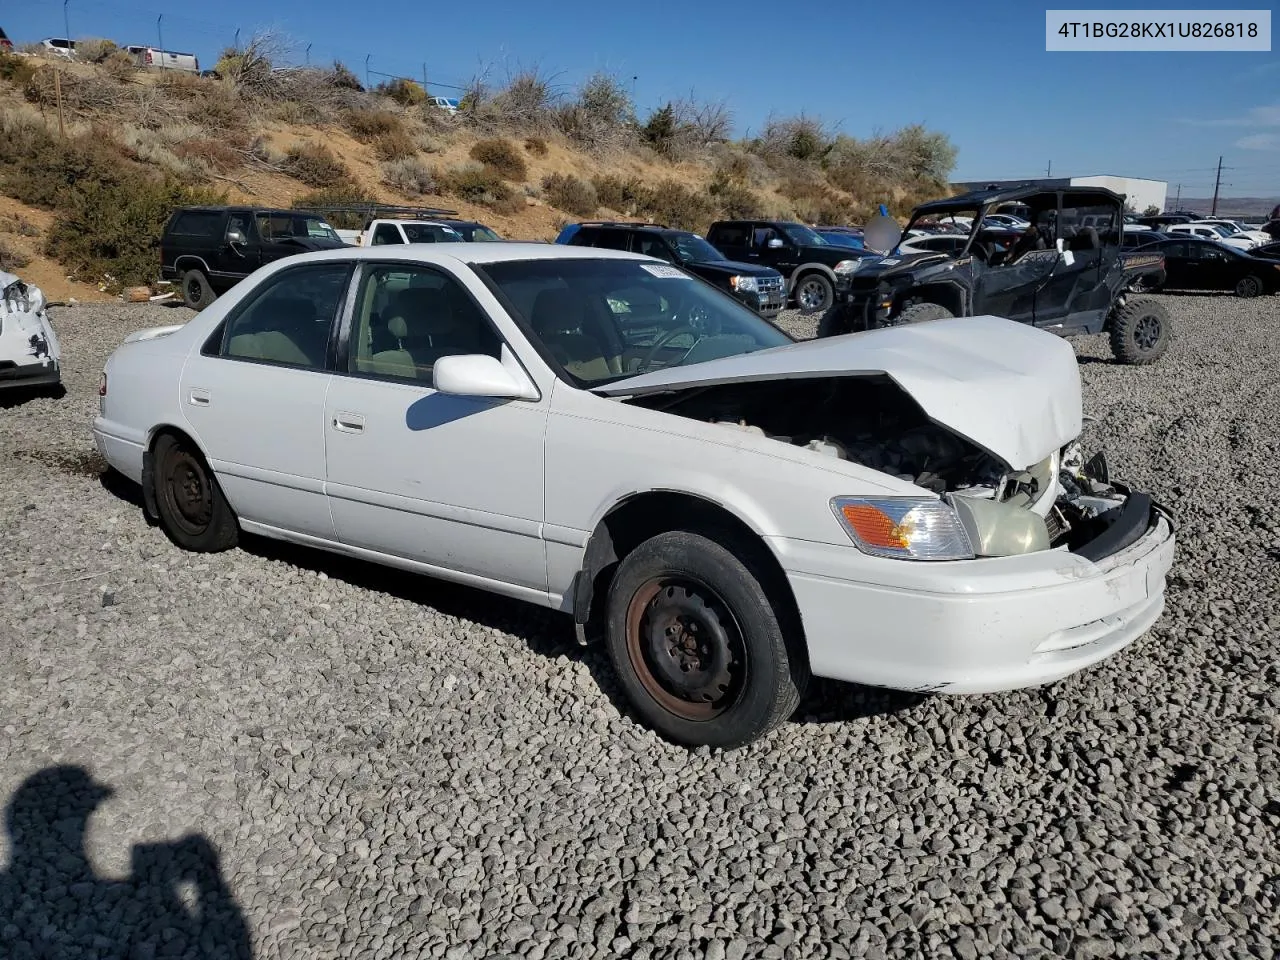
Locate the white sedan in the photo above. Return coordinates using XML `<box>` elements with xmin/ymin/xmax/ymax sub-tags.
<box><xmin>93</xmin><ymin>244</ymin><xmax>1176</xmax><ymax>748</ymax></box>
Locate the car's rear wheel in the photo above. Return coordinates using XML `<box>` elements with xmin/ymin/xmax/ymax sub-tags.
<box><xmin>181</xmin><ymin>269</ymin><xmax>216</xmax><ymax>311</ymax></box>
<box><xmin>1235</xmin><ymin>275</ymin><xmax>1263</xmax><ymax>298</ymax></box>
<box><xmin>605</xmin><ymin>530</ymin><xmax>807</xmax><ymax>749</ymax></box>
<box><xmin>152</xmin><ymin>433</ymin><xmax>238</xmax><ymax>552</ymax></box>
<box><xmin>794</xmin><ymin>273</ymin><xmax>833</xmax><ymax>314</ymax></box>
<box><xmin>893</xmin><ymin>301</ymin><xmax>954</xmax><ymax>325</ymax></box>
<box><xmin>1109</xmin><ymin>298</ymin><xmax>1171</xmax><ymax>365</ymax></box>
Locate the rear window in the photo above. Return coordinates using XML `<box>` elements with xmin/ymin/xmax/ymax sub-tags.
<box><xmin>708</xmin><ymin>224</ymin><xmax>751</xmax><ymax>246</ymax></box>
<box><xmin>168</xmin><ymin>211</ymin><xmax>223</xmax><ymax>238</ymax></box>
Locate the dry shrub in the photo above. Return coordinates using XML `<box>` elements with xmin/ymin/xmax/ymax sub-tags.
<box><xmin>172</xmin><ymin>138</ymin><xmax>244</xmax><ymax>174</ymax></box>
<box><xmin>708</xmin><ymin>174</ymin><xmax>763</xmax><ymax>219</ymax></box>
<box><xmin>541</xmin><ymin>173</ymin><xmax>597</xmax><ymax>217</ymax></box>
<box><xmin>23</xmin><ymin>66</ymin><xmax>122</xmax><ymax>112</ymax></box>
<box><xmin>156</xmin><ymin>71</ymin><xmax>213</xmax><ymax>100</ymax></box>
<box><xmin>555</xmin><ymin>73</ymin><xmax>634</xmax><ymax>149</ymax></box>
<box><xmin>283</xmin><ymin>143</ymin><xmax>352</xmax><ymax>187</ymax></box>
<box><xmin>0</xmin><ymin>52</ymin><xmax>39</xmax><ymax>87</ymax></box>
<box><xmin>344</xmin><ymin>108</ymin><xmax>403</xmax><ymax>142</ymax></box>
<box><xmin>0</xmin><ymin>213</ymin><xmax>40</xmax><ymax>238</ymax></box>
<box><xmin>374</xmin><ymin>130</ymin><xmax>418</xmax><ymax>161</ymax></box>
<box><xmin>378</xmin><ymin>77</ymin><xmax>426</xmax><ymax>106</ymax></box>
<box><xmin>482</xmin><ymin>70</ymin><xmax>559</xmax><ymax>131</ymax></box>
<box><xmin>591</xmin><ymin>175</ymin><xmax>643</xmax><ymax>211</ymax></box>
<box><xmin>381</xmin><ymin>156</ymin><xmax>437</xmax><ymax>196</ymax></box>
<box><xmin>0</xmin><ymin>237</ymin><xmax>32</xmax><ymax>271</ymax></box>
<box><xmin>635</xmin><ymin>180</ymin><xmax>716</xmax><ymax>232</ymax></box>
<box><xmin>523</xmin><ymin>136</ymin><xmax>548</xmax><ymax>156</ymax></box>
<box><xmin>439</xmin><ymin>165</ymin><xmax>523</xmax><ymax>214</ymax></box>
<box><xmin>468</xmin><ymin>138</ymin><xmax>527</xmax><ymax>181</ymax></box>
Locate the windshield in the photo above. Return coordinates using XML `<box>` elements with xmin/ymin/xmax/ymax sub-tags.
<box><xmin>669</xmin><ymin>233</ymin><xmax>725</xmax><ymax>262</ymax></box>
<box><xmin>469</xmin><ymin>226</ymin><xmax>502</xmax><ymax>242</ymax></box>
<box><xmin>478</xmin><ymin>259</ymin><xmax>792</xmax><ymax>387</ymax></box>
<box><xmin>781</xmin><ymin>224</ymin><xmax>827</xmax><ymax>246</ymax></box>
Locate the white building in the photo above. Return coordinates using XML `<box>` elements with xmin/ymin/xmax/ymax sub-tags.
<box><xmin>952</xmin><ymin>176</ymin><xmax>1168</xmax><ymax>214</ymax></box>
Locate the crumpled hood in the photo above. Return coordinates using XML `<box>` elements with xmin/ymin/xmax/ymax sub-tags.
<box><xmin>595</xmin><ymin>315</ymin><xmax>1083</xmax><ymax>469</ymax></box>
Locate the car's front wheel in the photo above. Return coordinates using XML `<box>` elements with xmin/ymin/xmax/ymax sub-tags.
<box><xmin>793</xmin><ymin>273</ymin><xmax>834</xmax><ymax>315</ymax></box>
<box><xmin>605</xmin><ymin>530</ymin><xmax>808</xmax><ymax>749</ymax></box>
<box><xmin>1235</xmin><ymin>275</ymin><xmax>1263</xmax><ymax>298</ymax></box>
<box><xmin>152</xmin><ymin>433</ymin><xmax>239</xmax><ymax>552</ymax></box>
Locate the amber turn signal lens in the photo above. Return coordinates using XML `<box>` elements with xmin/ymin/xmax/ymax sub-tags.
<box><xmin>839</xmin><ymin>503</ymin><xmax>909</xmax><ymax>549</ymax></box>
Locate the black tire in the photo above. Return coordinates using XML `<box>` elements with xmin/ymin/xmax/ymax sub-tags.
<box><xmin>893</xmin><ymin>301</ymin><xmax>954</xmax><ymax>325</ymax></box>
<box><xmin>181</xmin><ymin>269</ymin><xmax>216</xmax><ymax>311</ymax></box>
<box><xmin>151</xmin><ymin>433</ymin><xmax>238</xmax><ymax>552</ymax></box>
<box><xmin>605</xmin><ymin>530</ymin><xmax>808</xmax><ymax>749</ymax></box>
<box><xmin>816</xmin><ymin>304</ymin><xmax>851</xmax><ymax>338</ymax></box>
<box><xmin>793</xmin><ymin>273</ymin><xmax>833</xmax><ymax>315</ymax></box>
<box><xmin>1234</xmin><ymin>275</ymin><xmax>1263</xmax><ymax>299</ymax></box>
<box><xmin>1109</xmin><ymin>297</ymin><xmax>1171</xmax><ymax>365</ymax></box>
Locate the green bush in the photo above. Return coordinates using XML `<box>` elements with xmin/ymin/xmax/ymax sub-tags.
<box><xmin>635</xmin><ymin>180</ymin><xmax>716</xmax><ymax>232</ymax></box>
<box><xmin>0</xmin><ymin>51</ymin><xmax>38</xmax><ymax>87</ymax></box>
<box><xmin>283</xmin><ymin>143</ymin><xmax>351</xmax><ymax>187</ymax></box>
<box><xmin>591</xmin><ymin>174</ymin><xmax>642</xmax><ymax>211</ymax></box>
<box><xmin>1</xmin><ymin>127</ymin><xmax>134</xmax><ymax>210</ymax></box>
<box><xmin>344</xmin><ymin>108</ymin><xmax>403</xmax><ymax>142</ymax></box>
<box><xmin>439</xmin><ymin>165</ymin><xmax>523</xmax><ymax>214</ymax></box>
<box><xmin>378</xmin><ymin>77</ymin><xmax>426</xmax><ymax>106</ymax></box>
<box><xmin>708</xmin><ymin>173</ymin><xmax>763</xmax><ymax>219</ymax></box>
<box><xmin>468</xmin><ymin>138</ymin><xmax>527</xmax><ymax>181</ymax></box>
<box><xmin>541</xmin><ymin>173</ymin><xmax>597</xmax><ymax>217</ymax></box>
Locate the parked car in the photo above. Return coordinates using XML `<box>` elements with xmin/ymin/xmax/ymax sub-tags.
<box><xmin>92</xmin><ymin>243</ymin><xmax>1176</xmax><ymax>748</ymax></box>
<box><xmin>39</xmin><ymin>38</ymin><xmax>76</xmax><ymax>60</ymax></box>
<box><xmin>1134</xmin><ymin>237</ymin><xmax>1280</xmax><ymax>297</ymax></box>
<box><xmin>1188</xmin><ymin>219</ymin><xmax>1271</xmax><ymax>246</ymax></box>
<box><xmin>358</xmin><ymin>219</ymin><xmax>466</xmax><ymax>245</ymax></box>
<box><xmin>440</xmin><ymin>219</ymin><xmax>502</xmax><ymax>242</ymax></box>
<box><xmin>559</xmin><ymin>221</ymin><xmax>787</xmax><ymax>318</ymax></box>
<box><xmin>822</xmin><ymin>184</ymin><xmax>1173</xmax><ymax>365</ymax></box>
<box><xmin>1120</xmin><ymin>229</ymin><xmax>1167</xmax><ymax>250</ymax></box>
<box><xmin>814</xmin><ymin>226</ymin><xmax>866</xmax><ymax>249</ymax></box>
<box><xmin>1249</xmin><ymin>241</ymin><xmax>1280</xmax><ymax>261</ymax></box>
<box><xmin>1166</xmin><ymin>223</ymin><xmax>1258</xmax><ymax>252</ymax></box>
<box><xmin>124</xmin><ymin>45</ymin><xmax>200</xmax><ymax>73</ymax></box>
<box><xmin>0</xmin><ymin>27</ymin><xmax>13</xmax><ymax>51</ymax></box>
<box><xmin>1137</xmin><ymin>214</ymin><xmax>1194</xmax><ymax>229</ymax></box>
<box><xmin>428</xmin><ymin>96</ymin><xmax>460</xmax><ymax>115</ymax></box>
<box><xmin>983</xmin><ymin>213</ymin><xmax>1030</xmax><ymax>229</ymax></box>
<box><xmin>705</xmin><ymin>220</ymin><xmax>880</xmax><ymax>313</ymax></box>
<box><xmin>0</xmin><ymin>271</ymin><xmax>60</xmax><ymax>393</ymax></box>
<box><xmin>161</xmin><ymin>206</ymin><xmax>347</xmax><ymax>310</ymax></box>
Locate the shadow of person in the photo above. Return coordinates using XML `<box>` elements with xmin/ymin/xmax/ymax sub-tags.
<box><xmin>0</xmin><ymin>766</ymin><xmax>253</xmax><ymax>959</ymax></box>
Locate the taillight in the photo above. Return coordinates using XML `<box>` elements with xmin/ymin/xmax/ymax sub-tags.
<box><xmin>99</xmin><ymin>373</ymin><xmax>107</xmax><ymax>397</ymax></box>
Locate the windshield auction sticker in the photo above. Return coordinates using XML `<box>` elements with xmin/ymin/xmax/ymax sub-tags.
<box><xmin>1046</xmin><ymin>9</ymin><xmax>1270</xmax><ymax>50</ymax></box>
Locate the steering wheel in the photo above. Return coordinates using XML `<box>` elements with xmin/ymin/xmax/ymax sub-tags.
<box><xmin>639</xmin><ymin>325</ymin><xmax>701</xmax><ymax>372</ymax></box>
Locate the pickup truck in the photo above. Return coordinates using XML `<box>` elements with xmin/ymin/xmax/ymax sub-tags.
<box><xmin>339</xmin><ymin>219</ymin><xmax>503</xmax><ymax>246</ymax></box>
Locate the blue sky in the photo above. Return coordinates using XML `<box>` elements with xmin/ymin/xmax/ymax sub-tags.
<box><xmin>8</xmin><ymin>0</ymin><xmax>1278</xmax><ymax>197</ymax></box>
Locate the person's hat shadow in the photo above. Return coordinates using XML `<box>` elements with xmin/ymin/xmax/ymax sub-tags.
<box><xmin>0</xmin><ymin>765</ymin><xmax>253</xmax><ymax>959</ymax></box>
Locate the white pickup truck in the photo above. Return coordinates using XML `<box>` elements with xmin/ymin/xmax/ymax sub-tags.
<box><xmin>337</xmin><ymin>220</ymin><xmax>467</xmax><ymax>247</ymax></box>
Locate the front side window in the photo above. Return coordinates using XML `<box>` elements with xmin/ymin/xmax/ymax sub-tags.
<box><xmin>781</xmin><ymin>223</ymin><xmax>827</xmax><ymax>246</ymax></box>
<box><xmin>634</xmin><ymin>235</ymin><xmax>676</xmax><ymax>262</ymax></box>
<box><xmin>347</xmin><ymin>264</ymin><xmax>501</xmax><ymax>382</ymax></box>
<box><xmin>221</xmin><ymin>264</ymin><xmax>350</xmax><ymax>368</ymax></box>
<box><xmin>478</xmin><ymin>258</ymin><xmax>791</xmax><ymax>387</ymax></box>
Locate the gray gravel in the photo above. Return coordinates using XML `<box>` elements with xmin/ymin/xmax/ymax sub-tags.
<box><xmin>2</xmin><ymin>295</ymin><xmax>1278</xmax><ymax>959</ymax></box>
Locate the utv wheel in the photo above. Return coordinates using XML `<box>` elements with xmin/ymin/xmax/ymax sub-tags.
<box><xmin>605</xmin><ymin>530</ymin><xmax>808</xmax><ymax>749</ymax></box>
<box><xmin>794</xmin><ymin>273</ymin><xmax>834</xmax><ymax>314</ymax></box>
<box><xmin>1235</xmin><ymin>275</ymin><xmax>1263</xmax><ymax>298</ymax></box>
<box><xmin>1109</xmin><ymin>298</ymin><xmax>1170</xmax><ymax>365</ymax></box>
<box><xmin>893</xmin><ymin>302</ymin><xmax>954</xmax><ymax>325</ymax></box>
<box><xmin>152</xmin><ymin>433</ymin><xmax>238</xmax><ymax>552</ymax></box>
<box><xmin>181</xmin><ymin>269</ymin><xmax>216</xmax><ymax>311</ymax></box>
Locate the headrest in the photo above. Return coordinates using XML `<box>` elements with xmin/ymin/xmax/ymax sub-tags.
<box><xmin>387</xmin><ymin>316</ymin><xmax>408</xmax><ymax>339</ymax></box>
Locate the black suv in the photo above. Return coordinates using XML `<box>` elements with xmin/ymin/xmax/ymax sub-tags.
<box><xmin>560</xmin><ymin>222</ymin><xmax>786</xmax><ymax>318</ymax></box>
<box><xmin>822</xmin><ymin>185</ymin><xmax>1173</xmax><ymax>365</ymax></box>
<box><xmin>161</xmin><ymin>207</ymin><xmax>347</xmax><ymax>309</ymax></box>
<box><xmin>705</xmin><ymin>220</ymin><xmax>879</xmax><ymax>314</ymax></box>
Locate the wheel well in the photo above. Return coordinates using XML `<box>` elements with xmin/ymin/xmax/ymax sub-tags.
<box><xmin>573</xmin><ymin>492</ymin><xmax>806</xmax><ymax>657</ymax></box>
<box><xmin>790</xmin><ymin>265</ymin><xmax>835</xmax><ymax>290</ymax></box>
<box><xmin>897</xmin><ymin>282</ymin><xmax>965</xmax><ymax>316</ymax></box>
<box><xmin>174</xmin><ymin>257</ymin><xmax>210</xmax><ymax>276</ymax></box>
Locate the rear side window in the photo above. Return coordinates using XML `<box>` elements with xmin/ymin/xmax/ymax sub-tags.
<box><xmin>709</xmin><ymin>224</ymin><xmax>750</xmax><ymax>247</ymax></box>
<box><xmin>372</xmin><ymin>224</ymin><xmax>403</xmax><ymax>245</ymax></box>
<box><xmin>168</xmin><ymin>212</ymin><xmax>223</xmax><ymax>238</ymax></box>
<box><xmin>219</xmin><ymin>264</ymin><xmax>351</xmax><ymax>369</ymax></box>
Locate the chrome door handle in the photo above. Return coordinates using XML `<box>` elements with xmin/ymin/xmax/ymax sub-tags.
<box><xmin>332</xmin><ymin>412</ymin><xmax>365</xmax><ymax>434</ymax></box>
<box><xmin>188</xmin><ymin>388</ymin><xmax>211</xmax><ymax>406</ymax></box>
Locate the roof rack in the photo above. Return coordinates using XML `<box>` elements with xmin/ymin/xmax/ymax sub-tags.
<box><xmin>576</xmin><ymin>220</ymin><xmax>670</xmax><ymax>229</ymax></box>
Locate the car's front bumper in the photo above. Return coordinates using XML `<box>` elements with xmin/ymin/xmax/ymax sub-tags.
<box><xmin>735</xmin><ymin>287</ymin><xmax>786</xmax><ymax>318</ymax></box>
<box><xmin>772</xmin><ymin>500</ymin><xmax>1176</xmax><ymax>694</ymax></box>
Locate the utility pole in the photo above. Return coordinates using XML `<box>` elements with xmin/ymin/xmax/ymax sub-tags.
<box><xmin>1210</xmin><ymin>155</ymin><xmax>1223</xmax><ymax>216</ymax></box>
<box><xmin>305</xmin><ymin>43</ymin><xmax>312</xmax><ymax>65</ymax></box>
<box><xmin>1046</xmin><ymin>160</ymin><xmax>1052</xmax><ymax>177</ymax></box>
<box><xmin>1175</xmin><ymin>183</ymin><xmax>1181</xmax><ymax>209</ymax></box>
<box><xmin>156</xmin><ymin>15</ymin><xmax>164</xmax><ymax>67</ymax></box>
<box><xmin>365</xmin><ymin>54</ymin><xmax>371</xmax><ymax>91</ymax></box>
<box><xmin>63</xmin><ymin>0</ymin><xmax>70</xmax><ymax>43</ymax></box>
<box><xmin>422</xmin><ymin>63</ymin><xmax>428</xmax><ymax>93</ymax></box>
<box><xmin>234</xmin><ymin>28</ymin><xmax>240</xmax><ymax>51</ymax></box>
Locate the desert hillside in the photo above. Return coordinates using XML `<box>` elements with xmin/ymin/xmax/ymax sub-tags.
<box><xmin>0</xmin><ymin>43</ymin><xmax>957</xmax><ymax>301</ymax></box>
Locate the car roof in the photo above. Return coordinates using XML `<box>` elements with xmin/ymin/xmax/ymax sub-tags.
<box><xmin>280</xmin><ymin>242</ymin><xmax>648</xmax><ymax>266</ymax></box>
<box><xmin>916</xmin><ymin>184</ymin><xmax>1123</xmax><ymax>214</ymax></box>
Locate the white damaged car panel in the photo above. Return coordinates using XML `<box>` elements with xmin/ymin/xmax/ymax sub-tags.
<box><xmin>0</xmin><ymin>271</ymin><xmax>61</xmax><ymax>391</ymax></box>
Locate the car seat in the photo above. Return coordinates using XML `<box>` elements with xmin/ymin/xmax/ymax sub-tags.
<box><xmin>1068</xmin><ymin>226</ymin><xmax>1100</xmax><ymax>252</ymax></box>
<box><xmin>529</xmin><ymin>288</ymin><xmax>616</xmax><ymax>381</ymax></box>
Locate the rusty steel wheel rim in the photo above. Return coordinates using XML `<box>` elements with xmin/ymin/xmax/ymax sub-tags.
<box><xmin>624</xmin><ymin>576</ymin><xmax>746</xmax><ymax>721</ymax></box>
<box><xmin>162</xmin><ymin>448</ymin><xmax>213</xmax><ymax>536</ymax></box>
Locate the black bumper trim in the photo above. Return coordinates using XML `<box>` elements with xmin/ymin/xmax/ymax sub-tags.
<box><xmin>1076</xmin><ymin>491</ymin><xmax>1154</xmax><ymax>563</ymax></box>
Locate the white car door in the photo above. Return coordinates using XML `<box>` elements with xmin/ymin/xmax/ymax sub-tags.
<box><xmin>179</xmin><ymin>261</ymin><xmax>352</xmax><ymax>541</ymax></box>
<box><xmin>323</xmin><ymin>261</ymin><xmax>549</xmax><ymax>594</ymax></box>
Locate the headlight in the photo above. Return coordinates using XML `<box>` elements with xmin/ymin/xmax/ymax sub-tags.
<box><xmin>729</xmin><ymin>275</ymin><xmax>758</xmax><ymax>293</ymax></box>
<box><xmin>831</xmin><ymin>497</ymin><xmax>974</xmax><ymax>561</ymax></box>
<box><xmin>834</xmin><ymin>259</ymin><xmax>862</xmax><ymax>275</ymax></box>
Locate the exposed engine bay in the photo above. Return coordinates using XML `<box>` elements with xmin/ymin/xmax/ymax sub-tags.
<box><xmin>629</xmin><ymin>377</ymin><xmax>1141</xmax><ymax>558</ymax></box>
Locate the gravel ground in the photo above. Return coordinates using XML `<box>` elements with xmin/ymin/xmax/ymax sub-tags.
<box><xmin>2</xmin><ymin>296</ymin><xmax>1278</xmax><ymax>959</ymax></box>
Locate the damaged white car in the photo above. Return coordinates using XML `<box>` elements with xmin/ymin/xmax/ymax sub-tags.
<box><xmin>0</xmin><ymin>272</ymin><xmax>60</xmax><ymax>392</ymax></box>
<box><xmin>92</xmin><ymin>245</ymin><xmax>1176</xmax><ymax>748</ymax></box>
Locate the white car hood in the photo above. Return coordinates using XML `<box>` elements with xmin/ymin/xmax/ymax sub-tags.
<box><xmin>595</xmin><ymin>315</ymin><xmax>1083</xmax><ymax>469</ymax></box>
